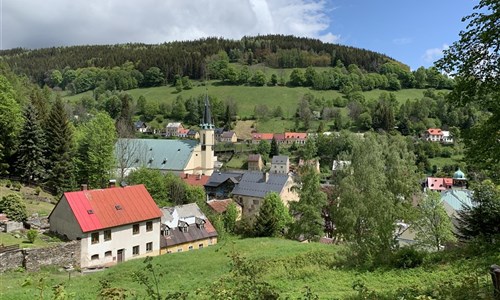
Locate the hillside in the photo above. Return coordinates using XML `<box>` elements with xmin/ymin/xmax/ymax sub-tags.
<box><xmin>1</xmin><ymin>237</ymin><xmax>497</xmax><ymax>299</ymax></box>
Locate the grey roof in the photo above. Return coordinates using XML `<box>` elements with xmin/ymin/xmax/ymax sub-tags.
<box><xmin>441</xmin><ymin>189</ymin><xmax>473</xmax><ymax>211</ymax></box>
<box><xmin>204</xmin><ymin>171</ymin><xmax>244</xmax><ymax>187</ymax></box>
<box><xmin>115</xmin><ymin>138</ymin><xmax>198</xmax><ymax>171</ymax></box>
<box><xmin>200</xmin><ymin>95</ymin><xmax>214</xmax><ymax>129</ymax></box>
<box><xmin>221</xmin><ymin>131</ymin><xmax>236</xmax><ymax>138</ymax></box>
<box><xmin>232</xmin><ymin>172</ymin><xmax>289</xmax><ymax>198</ymax></box>
<box><xmin>272</xmin><ymin>155</ymin><xmax>289</xmax><ymax>164</ymax></box>
<box><xmin>134</xmin><ymin>121</ymin><xmax>146</xmax><ymax>128</ymax></box>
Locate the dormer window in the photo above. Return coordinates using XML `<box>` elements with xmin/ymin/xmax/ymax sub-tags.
<box><xmin>87</xmin><ymin>209</ymin><xmax>94</xmax><ymax>214</ymax></box>
<box><xmin>181</xmin><ymin>226</ymin><xmax>188</xmax><ymax>233</ymax></box>
<box><xmin>115</xmin><ymin>204</ymin><xmax>122</xmax><ymax>210</ymax></box>
<box><xmin>162</xmin><ymin>158</ymin><xmax>167</xmax><ymax>164</ymax></box>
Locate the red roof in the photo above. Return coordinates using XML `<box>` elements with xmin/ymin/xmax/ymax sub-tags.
<box><xmin>427</xmin><ymin>128</ymin><xmax>443</xmax><ymax>135</ymax></box>
<box><xmin>63</xmin><ymin>185</ymin><xmax>162</xmax><ymax>232</ymax></box>
<box><xmin>180</xmin><ymin>173</ymin><xmax>210</xmax><ymax>187</ymax></box>
<box><xmin>274</xmin><ymin>133</ymin><xmax>285</xmax><ymax>141</ymax></box>
<box><xmin>285</xmin><ymin>132</ymin><xmax>307</xmax><ymax>139</ymax></box>
<box><xmin>252</xmin><ymin>133</ymin><xmax>274</xmax><ymax>140</ymax></box>
<box><xmin>427</xmin><ymin>177</ymin><xmax>453</xmax><ymax>191</ymax></box>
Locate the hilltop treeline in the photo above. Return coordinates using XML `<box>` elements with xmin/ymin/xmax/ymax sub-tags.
<box><xmin>0</xmin><ymin>35</ymin><xmax>397</xmax><ymax>86</ymax></box>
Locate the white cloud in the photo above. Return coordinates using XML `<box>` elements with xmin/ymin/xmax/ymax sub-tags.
<box><xmin>422</xmin><ymin>44</ymin><xmax>449</xmax><ymax>63</ymax></box>
<box><xmin>2</xmin><ymin>0</ymin><xmax>339</xmax><ymax>49</ymax></box>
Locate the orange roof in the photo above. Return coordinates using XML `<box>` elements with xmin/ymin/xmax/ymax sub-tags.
<box><xmin>285</xmin><ymin>132</ymin><xmax>307</xmax><ymax>139</ymax></box>
<box><xmin>252</xmin><ymin>133</ymin><xmax>274</xmax><ymax>140</ymax></box>
<box><xmin>427</xmin><ymin>128</ymin><xmax>443</xmax><ymax>135</ymax></box>
<box><xmin>62</xmin><ymin>185</ymin><xmax>162</xmax><ymax>232</ymax></box>
<box><xmin>180</xmin><ymin>173</ymin><xmax>210</xmax><ymax>187</ymax></box>
<box><xmin>427</xmin><ymin>177</ymin><xmax>452</xmax><ymax>191</ymax></box>
<box><xmin>178</xmin><ymin>128</ymin><xmax>190</xmax><ymax>134</ymax></box>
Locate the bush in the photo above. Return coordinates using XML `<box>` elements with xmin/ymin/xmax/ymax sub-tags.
<box><xmin>27</xmin><ymin>229</ymin><xmax>38</xmax><ymax>243</ymax></box>
<box><xmin>392</xmin><ymin>247</ymin><xmax>426</xmax><ymax>269</ymax></box>
<box><xmin>0</xmin><ymin>194</ymin><xmax>28</xmax><ymax>222</ymax></box>
<box><xmin>5</xmin><ymin>180</ymin><xmax>11</xmax><ymax>188</ymax></box>
<box><xmin>34</xmin><ymin>186</ymin><xmax>42</xmax><ymax>196</ymax></box>
<box><xmin>12</xmin><ymin>182</ymin><xmax>22</xmax><ymax>191</ymax></box>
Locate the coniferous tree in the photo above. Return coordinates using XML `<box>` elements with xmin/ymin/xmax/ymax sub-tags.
<box><xmin>270</xmin><ymin>137</ymin><xmax>279</xmax><ymax>157</ymax></box>
<box><xmin>45</xmin><ymin>96</ymin><xmax>74</xmax><ymax>194</ymax></box>
<box><xmin>16</xmin><ymin>103</ymin><xmax>46</xmax><ymax>185</ymax></box>
<box><xmin>0</xmin><ymin>75</ymin><xmax>23</xmax><ymax>175</ymax></box>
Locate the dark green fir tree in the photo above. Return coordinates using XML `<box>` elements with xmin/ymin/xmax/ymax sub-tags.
<box><xmin>16</xmin><ymin>103</ymin><xmax>46</xmax><ymax>185</ymax></box>
<box><xmin>270</xmin><ymin>137</ymin><xmax>280</xmax><ymax>157</ymax></box>
<box><xmin>45</xmin><ymin>96</ymin><xmax>74</xmax><ymax>194</ymax></box>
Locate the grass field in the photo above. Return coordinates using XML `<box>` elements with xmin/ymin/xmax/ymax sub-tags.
<box><xmin>63</xmin><ymin>82</ymin><xmax>448</xmax><ymax>119</ymax></box>
<box><xmin>429</xmin><ymin>154</ymin><xmax>465</xmax><ymax>169</ymax></box>
<box><xmin>1</xmin><ymin>237</ymin><xmax>497</xmax><ymax>299</ymax></box>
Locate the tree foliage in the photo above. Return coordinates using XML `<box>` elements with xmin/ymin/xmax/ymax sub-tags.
<box><xmin>75</xmin><ymin>112</ymin><xmax>117</xmax><ymax>189</ymax></box>
<box><xmin>0</xmin><ymin>75</ymin><xmax>22</xmax><ymax>174</ymax></box>
<box><xmin>0</xmin><ymin>193</ymin><xmax>28</xmax><ymax>222</ymax></box>
<box><xmin>254</xmin><ymin>192</ymin><xmax>290</xmax><ymax>237</ymax></box>
<box><xmin>414</xmin><ymin>191</ymin><xmax>456</xmax><ymax>251</ymax></box>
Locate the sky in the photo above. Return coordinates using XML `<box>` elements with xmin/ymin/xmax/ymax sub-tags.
<box><xmin>1</xmin><ymin>0</ymin><xmax>475</xmax><ymax>70</ymax></box>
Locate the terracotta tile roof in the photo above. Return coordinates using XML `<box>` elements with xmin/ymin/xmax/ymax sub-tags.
<box><xmin>274</xmin><ymin>133</ymin><xmax>285</xmax><ymax>141</ymax></box>
<box><xmin>284</xmin><ymin>132</ymin><xmax>307</xmax><ymax>139</ymax></box>
<box><xmin>207</xmin><ymin>199</ymin><xmax>237</xmax><ymax>213</ymax></box>
<box><xmin>62</xmin><ymin>185</ymin><xmax>162</xmax><ymax>233</ymax></box>
<box><xmin>180</xmin><ymin>173</ymin><xmax>210</xmax><ymax>187</ymax></box>
<box><xmin>252</xmin><ymin>133</ymin><xmax>274</xmax><ymax>140</ymax></box>
<box><xmin>427</xmin><ymin>128</ymin><xmax>443</xmax><ymax>135</ymax></box>
<box><xmin>427</xmin><ymin>177</ymin><xmax>453</xmax><ymax>191</ymax></box>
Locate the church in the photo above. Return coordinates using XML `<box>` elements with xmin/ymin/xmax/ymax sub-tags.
<box><xmin>115</xmin><ymin>96</ymin><xmax>217</xmax><ymax>176</ymax></box>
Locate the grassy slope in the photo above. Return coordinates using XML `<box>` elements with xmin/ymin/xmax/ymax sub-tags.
<box><xmin>1</xmin><ymin>237</ymin><xmax>497</xmax><ymax>299</ymax></box>
<box><xmin>64</xmin><ymin>82</ymin><xmax>446</xmax><ymax>119</ymax></box>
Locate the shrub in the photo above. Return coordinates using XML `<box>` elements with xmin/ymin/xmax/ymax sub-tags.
<box><xmin>5</xmin><ymin>180</ymin><xmax>11</xmax><ymax>188</ymax></box>
<box><xmin>392</xmin><ymin>247</ymin><xmax>426</xmax><ymax>269</ymax></box>
<box><xmin>12</xmin><ymin>182</ymin><xmax>22</xmax><ymax>191</ymax></box>
<box><xmin>0</xmin><ymin>194</ymin><xmax>28</xmax><ymax>222</ymax></box>
<box><xmin>34</xmin><ymin>186</ymin><xmax>42</xmax><ymax>196</ymax></box>
<box><xmin>27</xmin><ymin>229</ymin><xmax>38</xmax><ymax>243</ymax></box>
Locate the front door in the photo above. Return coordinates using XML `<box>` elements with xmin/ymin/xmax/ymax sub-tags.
<box><xmin>117</xmin><ymin>249</ymin><xmax>124</xmax><ymax>263</ymax></box>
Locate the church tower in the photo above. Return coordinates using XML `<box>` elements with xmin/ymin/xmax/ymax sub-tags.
<box><xmin>199</xmin><ymin>94</ymin><xmax>216</xmax><ymax>175</ymax></box>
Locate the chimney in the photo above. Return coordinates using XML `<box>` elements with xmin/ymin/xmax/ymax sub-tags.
<box><xmin>263</xmin><ymin>172</ymin><xmax>269</xmax><ymax>183</ymax></box>
<box><xmin>81</xmin><ymin>184</ymin><xmax>88</xmax><ymax>191</ymax></box>
<box><xmin>108</xmin><ymin>179</ymin><xmax>117</xmax><ymax>188</ymax></box>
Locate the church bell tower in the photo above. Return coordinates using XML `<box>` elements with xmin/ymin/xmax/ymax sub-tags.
<box><xmin>199</xmin><ymin>94</ymin><xmax>215</xmax><ymax>175</ymax></box>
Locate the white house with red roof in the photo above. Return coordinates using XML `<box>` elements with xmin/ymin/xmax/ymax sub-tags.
<box><xmin>48</xmin><ymin>184</ymin><xmax>162</xmax><ymax>269</ymax></box>
<box><xmin>425</xmin><ymin>128</ymin><xmax>443</xmax><ymax>142</ymax></box>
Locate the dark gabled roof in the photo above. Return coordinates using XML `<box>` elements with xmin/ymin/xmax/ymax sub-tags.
<box><xmin>204</xmin><ymin>171</ymin><xmax>245</xmax><ymax>187</ymax></box>
<box><xmin>214</xmin><ymin>128</ymin><xmax>224</xmax><ymax>135</ymax></box>
<box><xmin>160</xmin><ymin>221</ymin><xmax>217</xmax><ymax>248</ymax></box>
<box><xmin>248</xmin><ymin>154</ymin><xmax>261</xmax><ymax>162</ymax></box>
<box><xmin>232</xmin><ymin>172</ymin><xmax>289</xmax><ymax>198</ymax></box>
<box><xmin>134</xmin><ymin>120</ymin><xmax>147</xmax><ymax>128</ymax></box>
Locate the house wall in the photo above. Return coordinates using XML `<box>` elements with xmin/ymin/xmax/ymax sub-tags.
<box><xmin>280</xmin><ymin>178</ymin><xmax>300</xmax><ymax>205</ymax></box>
<box><xmin>270</xmin><ymin>162</ymin><xmax>289</xmax><ymax>174</ymax></box>
<box><xmin>159</xmin><ymin>237</ymin><xmax>217</xmax><ymax>254</ymax></box>
<box><xmin>80</xmin><ymin>218</ymin><xmax>161</xmax><ymax>268</ymax></box>
<box><xmin>49</xmin><ymin>197</ymin><xmax>84</xmax><ymax>240</ymax></box>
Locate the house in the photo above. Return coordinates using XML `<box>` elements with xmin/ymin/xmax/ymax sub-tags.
<box><xmin>332</xmin><ymin>160</ymin><xmax>351</xmax><ymax>177</ymax></box>
<box><xmin>178</xmin><ymin>128</ymin><xmax>190</xmax><ymax>138</ymax></box>
<box><xmin>134</xmin><ymin>121</ymin><xmax>150</xmax><ymax>133</ymax></box>
<box><xmin>214</xmin><ymin>128</ymin><xmax>225</xmax><ymax>141</ymax></box>
<box><xmin>270</xmin><ymin>155</ymin><xmax>289</xmax><ymax>174</ymax></box>
<box><xmin>441</xmin><ymin>131</ymin><xmax>453</xmax><ymax>144</ymax></box>
<box><xmin>284</xmin><ymin>132</ymin><xmax>307</xmax><ymax>144</ymax></box>
<box><xmin>204</xmin><ymin>171</ymin><xmax>244</xmax><ymax>199</ymax></box>
<box><xmin>180</xmin><ymin>173</ymin><xmax>210</xmax><ymax>187</ymax></box>
<box><xmin>231</xmin><ymin>172</ymin><xmax>298</xmax><ymax>217</ymax></box>
<box><xmin>115</xmin><ymin>96</ymin><xmax>217</xmax><ymax>176</ymax></box>
<box><xmin>273</xmin><ymin>133</ymin><xmax>285</xmax><ymax>144</ymax></box>
<box><xmin>298</xmin><ymin>158</ymin><xmax>320</xmax><ymax>173</ymax></box>
<box><xmin>48</xmin><ymin>184</ymin><xmax>162</xmax><ymax>269</ymax></box>
<box><xmin>207</xmin><ymin>199</ymin><xmax>242</xmax><ymax>220</ymax></box>
<box><xmin>426</xmin><ymin>177</ymin><xmax>453</xmax><ymax>191</ymax></box>
<box><xmin>248</xmin><ymin>154</ymin><xmax>264</xmax><ymax>171</ymax></box>
<box><xmin>159</xmin><ymin>203</ymin><xmax>217</xmax><ymax>254</ymax></box>
<box><xmin>425</xmin><ymin>128</ymin><xmax>443</xmax><ymax>142</ymax></box>
<box><xmin>165</xmin><ymin>122</ymin><xmax>184</xmax><ymax>137</ymax></box>
<box><xmin>220</xmin><ymin>131</ymin><xmax>237</xmax><ymax>143</ymax></box>
<box><xmin>187</xmin><ymin>129</ymin><xmax>200</xmax><ymax>140</ymax></box>
<box><xmin>251</xmin><ymin>133</ymin><xmax>274</xmax><ymax>144</ymax></box>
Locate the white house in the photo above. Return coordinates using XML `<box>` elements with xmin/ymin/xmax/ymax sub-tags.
<box><xmin>48</xmin><ymin>184</ymin><xmax>162</xmax><ymax>269</ymax></box>
<box><xmin>270</xmin><ymin>155</ymin><xmax>289</xmax><ymax>174</ymax></box>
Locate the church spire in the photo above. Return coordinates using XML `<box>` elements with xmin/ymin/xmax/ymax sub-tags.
<box><xmin>200</xmin><ymin>92</ymin><xmax>214</xmax><ymax>129</ymax></box>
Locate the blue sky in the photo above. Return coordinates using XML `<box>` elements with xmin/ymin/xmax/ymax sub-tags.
<box><xmin>325</xmin><ymin>0</ymin><xmax>474</xmax><ymax>70</ymax></box>
<box><xmin>3</xmin><ymin>0</ymin><xmax>475</xmax><ymax>70</ymax></box>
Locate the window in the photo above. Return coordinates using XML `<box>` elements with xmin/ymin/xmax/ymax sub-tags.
<box><xmin>188</xmin><ymin>245</ymin><xmax>193</xmax><ymax>251</ymax></box>
<box><xmin>105</xmin><ymin>251</ymin><xmax>112</xmax><ymax>257</ymax></box>
<box><xmin>133</xmin><ymin>224</ymin><xmax>140</xmax><ymax>235</ymax></box>
<box><xmin>104</xmin><ymin>230</ymin><xmax>111</xmax><ymax>241</ymax></box>
<box><xmin>198</xmin><ymin>243</ymin><xmax>204</xmax><ymax>249</ymax></box>
<box><xmin>91</xmin><ymin>254</ymin><xmax>99</xmax><ymax>260</ymax></box>
<box><xmin>146</xmin><ymin>221</ymin><xmax>153</xmax><ymax>232</ymax></box>
<box><xmin>177</xmin><ymin>248</ymin><xmax>183</xmax><ymax>252</ymax></box>
<box><xmin>133</xmin><ymin>245</ymin><xmax>139</xmax><ymax>256</ymax></box>
<box><xmin>146</xmin><ymin>242</ymin><xmax>153</xmax><ymax>252</ymax></box>
<box><xmin>91</xmin><ymin>232</ymin><xmax>99</xmax><ymax>244</ymax></box>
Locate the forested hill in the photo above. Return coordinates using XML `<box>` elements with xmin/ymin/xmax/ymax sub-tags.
<box><xmin>0</xmin><ymin>35</ymin><xmax>401</xmax><ymax>85</ymax></box>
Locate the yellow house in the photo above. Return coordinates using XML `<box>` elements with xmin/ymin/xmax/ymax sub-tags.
<box><xmin>159</xmin><ymin>203</ymin><xmax>218</xmax><ymax>254</ymax></box>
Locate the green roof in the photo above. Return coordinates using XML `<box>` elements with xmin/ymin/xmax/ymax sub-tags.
<box><xmin>116</xmin><ymin>138</ymin><xmax>199</xmax><ymax>172</ymax></box>
<box><xmin>453</xmin><ymin>168</ymin><xmax>466</xmax><ymax>179</ymax></box>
